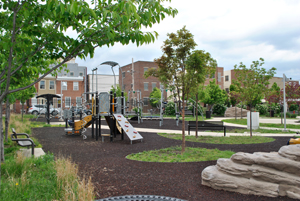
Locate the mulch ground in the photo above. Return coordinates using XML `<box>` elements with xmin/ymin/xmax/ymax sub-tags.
<box><xmin>31</xmin><ymin>118</ymin><xmax>294</xmax><ymax>201</ymax></box>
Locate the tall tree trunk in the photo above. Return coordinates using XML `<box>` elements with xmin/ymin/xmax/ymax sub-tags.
<box><xmin>5</xmin><ymin>98</ymin><xmax>10</xmax><ymax>142</ymax></box>
<box><xmin>22</xmin><ymin>103</ymin><xmax>24</xmax><ymax>121</ymax></box>
<box><xmin>250</xmin><ymin>105</ymin><xmax>252</xmax><ymax>137</ymax></box>
<box><xmin>195</xmin><ymin>93</ymin><xmax>198</xmax><ymax>138</ymax></box>
<box><xmin>235</xmin><ymin>106</ymin><xmax>237</xmax><ymax>120</ymax></box>
<box><xmin>0</xmin><ymin>99</ymin><xmax>4</xmax><ymax>163</ymax></box>
<box><xmin>181</xmin><ymin>98</ymin><xmax>186</xmax><ymax>154</ymax></box>
<box><xmin>240</xmin><ymin>103</ymin><xmax>243</xmax><ymax>119</ymax></box>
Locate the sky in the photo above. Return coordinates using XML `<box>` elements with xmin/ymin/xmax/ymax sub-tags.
<box><xmin>75</xmin><ymin>0</ymin><xmax>300</xmax><ymax>81</ymax></box>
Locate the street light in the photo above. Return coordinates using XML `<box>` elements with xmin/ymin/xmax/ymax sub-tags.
<box><xmin>100</xmin><ymin>61</ymin><xmax>120</xmax><ymax>89</ymax></box>
<box><xmin>92</xmin><ymin>67</ymin><xmax>98</xmax><ymax>93</ymax></box>
<box><xmin>59</xmin><ymin>81</ymin><xmax>67</xmax><ymax>121</ymax></box>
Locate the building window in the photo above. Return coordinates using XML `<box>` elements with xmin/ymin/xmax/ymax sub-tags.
<box><xmin>143</xmin><ymin>97</ymin><xmax>149</xmax><ymax>106</ymax></box>
<box><xmin>62</xmin><ymin>82</ymin><xmax>67</xmax><ymax>90</ymax></box>
<box><xmin>225</xmin><ymin>88</ymin><xmax>229</xmax><ymax>93</ymax></box>
<box><xmin>144</xmin><ymin>67</ymin><xmax>148</xmax><ymax>74</ymax></box>
<box><xmin>73</xmin><ymin>82</ymin><xmax>79</xmax><ymax>90</ymax></box>
<box><xmin>211</xmin><ymin>74</ymin><xmax>215</xmax><ymax>79</ymax></box>
<box><xmin>144</xmin><ymin>82</ymin><xmax>149</xmax><ymax>91</ymax></box>
<box><xmin>79</xmin><ymin>72</ymin><xmax>83</xmax><ymax>77</ymax></box>
<box><xmin>65</xmin><ymin>97</ymin><xmax>71</xmax><ymax>107</ymax></box>
<box><xmin>63</xmin><ymin>73</ymin><xmax>67</xmax><ymax>76</ymax></box>
<box><xmin>218</xmin><ymin>72</ymin><xmax>221</xmax><ymax>82</ymax></box>
<box><xmin>152</xmin><ymin>82</ymin><xmax>156</xmax><ymax>90</ymax></box>
<box><xmin>122</xmin><ymin>72</ymin><xmax>125</xmax><ymax>78</ymax></box>
<box><xmin>76</xmin><ymin>97</ymin><xmax>82</xmax><ymax>106</ymax></box>
<box><xmin>49</xmin><ymin>80</ymin><xmax>55</xmax><ymax>89</ymax></box>
<box><xmin>70</xmin><ymin>72</ymin><xmax>74</xmax><ymax>77</ymax></box>
<box><xmin>225</xmin><ymin>75</ymin><xmax>229</xmax><ymax>82</ymax></box>
<box><xmin>40</xmin><ymin>80</ymin><xmax>45</xmax><ymax>89</ymax></box>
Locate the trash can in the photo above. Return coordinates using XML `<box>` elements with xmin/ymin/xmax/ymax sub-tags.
<box><xmin>270</xmin><ymin>110</ymin><xmax>274</xmax><ymax>117</ymax></box>
<box><xmin>206</xmin><ymin>111</ymin><xmax>211</xmax><ymax>119</ymax></box>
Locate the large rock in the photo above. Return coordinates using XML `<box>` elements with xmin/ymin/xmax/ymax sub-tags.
<box><xmin>224</xmin><ymin>107</ymin><xmax>249</xmax><ymax>117</ymax></box>
<box><xmin>202</xmin><ymin>145</ymin><xmax>300</xmax><ymax>199</ymax></box>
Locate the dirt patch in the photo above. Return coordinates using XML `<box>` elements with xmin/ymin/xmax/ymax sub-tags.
<box><xmin>32</xmin><ymin>119</ymin><xmax>293</xmax><ymax>201</ymax></box>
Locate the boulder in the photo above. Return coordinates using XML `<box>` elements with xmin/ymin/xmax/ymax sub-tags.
<box><xmin>202</xmin><ymin>145</ymin><xmax>300</xmax><ymax>199</ymax></box>
<box><xmin>224</xmin><ymin>107</ymin><xmax>249</xmax><ymax>117</ymax></box>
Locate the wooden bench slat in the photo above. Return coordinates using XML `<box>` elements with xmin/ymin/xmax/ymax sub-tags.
<box><xmin>188</xmin><ymin>121</ymin><xmax>226</xmax><ymax>136</ymax></box>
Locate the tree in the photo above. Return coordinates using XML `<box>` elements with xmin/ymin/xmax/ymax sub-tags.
<box><xmin>0</xmin><ymin>0</ymin><xmax>178</xmax><ymax>171</ymax></box>
<box><xmin>149</xmin><ymin>87</ymin><xmax>161</xmax><ymax>108</ymax></box>
<box><xmin>145</xmin><ymin>27</ymin><xmax>217</xmax><ymax>152</ymax></box>
<box><xmin>233</xmin><ymin>58</ymin><xmax>276</xmax><ymax>137</ymax></box>
<box><xmin>202</xmin><ymin>79</ymin><xmax>227</xmax><ymax>112</ymax></box>
<box><xmin>285</xmin><ymin>82</ymin><xmax>300</xmax><ymax>106</ymax></box>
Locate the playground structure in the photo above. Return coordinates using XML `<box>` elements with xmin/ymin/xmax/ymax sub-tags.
<box><xmin>287</xmin><ymin>136</ymin><xmax>300</xmax><ymax>145</ymax></box>
<box><xmin>63</xmin><ymin>91</ymin><xmax>143</xmax><ymax>144</ymax></box>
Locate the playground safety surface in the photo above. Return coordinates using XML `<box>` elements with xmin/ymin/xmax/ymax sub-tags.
<box><xmin>32</xmin><ymin>119</ymin><xmax>295</xmax><ymax>201</ymax></box>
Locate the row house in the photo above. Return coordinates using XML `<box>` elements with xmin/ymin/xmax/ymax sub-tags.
<box><xmin>224</xmin><ymin>70</ymin><xmax>299</xmax><ymax>93</ymax></box>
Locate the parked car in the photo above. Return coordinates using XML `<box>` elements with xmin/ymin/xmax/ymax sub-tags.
<box><xmin>28</xmin><ymin>104</ymin><xmax>60</xmax><ymax>116</ymax></box>
<box><xmin>73</xmin><ymin>107</ymin><xmax>92</xmax><ymax>116</ymax></box>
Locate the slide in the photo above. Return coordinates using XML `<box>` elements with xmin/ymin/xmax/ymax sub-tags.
<box><xmin>74</xmin><ymin>115</ymin><xmax>93</xmax><ymax>130</ymax></box>
<box><xmin>113</xmin><ymin>114</ymin><xmax>143</xmax><ymax>143</ymax></box>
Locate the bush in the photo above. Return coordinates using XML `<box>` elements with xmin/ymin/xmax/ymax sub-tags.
<box><xmin>165</xmin><ymin>101</ymin><xmax>175</xmax><ymax>115</ymax></box>
<box><xmin>236</xmin><ymin>103</ymin><xmax>247</xmax><ymax>109</ymax></box>
<box><xmin>212</xmin><ymin>104</ymin><xmax>227</xmax><ymax>116</ymax></box>
<box><xmin>291</xmin><ymin>114</ymin><xmax>297</xmax><ymax>118</ymax></box>
<box><xmin>289</xmin><ymin>104</ymin><xmax>298</xmax><ymax>112</ymax></box>
<box><xmin>286</xmin><ymin>112</ymin><xmax>291</xmax><ymax>118</ymax></box>
<box><xmin>270</xmin><ymin>103</ymin><xmax>281</xmax><ymax>114</ymax></box>
<box><xmin>255</xmin><ymin>104</ymin><xmax>268</xmax><ymax>115</ymax></box>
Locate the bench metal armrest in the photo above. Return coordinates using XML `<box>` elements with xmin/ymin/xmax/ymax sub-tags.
<box><xmin>13</xmin><ymin>133</ymin><xmax>30</xmax><ymax>138</ymax></box>
<box><xmin>11</xmin><ymin>137</ymin><xmax>35</xmax><ymax>145</ymax></box>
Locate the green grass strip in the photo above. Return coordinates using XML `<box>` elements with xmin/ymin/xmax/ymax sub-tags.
<box><xmin>126</xmin><ymin>146</ymin><xmax>235</xmax><ymax>162</ymax></box>
<box><xmin>222</xmin><ymin>119</ymin><xmax>300</xmax><ymax>129</ymax></box>
<box><xmin>158</xmin><ymin>133</ymin><xmax>275</xmax><ymax>144</ymax></box>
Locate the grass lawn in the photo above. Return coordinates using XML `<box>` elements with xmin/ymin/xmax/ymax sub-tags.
<box><xmin>126</xmin><ymin>146</ymin><xmax>235</xmax><ymax>162</ymax></box>
<box><xmin>158</xmin><ymin>133</ymin><xmax>275</xmax><ymax>144</ymax></box>
<box><xmin>222</xmin><ymin>119</ymin><xmax>300</xmax><ymax>129</ymax></box>
<box><xmin>1</xmin><ymin>114</ymin><xmax>95</xmax><ymax>200</ymax></box>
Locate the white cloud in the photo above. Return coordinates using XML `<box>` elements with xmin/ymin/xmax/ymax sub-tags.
<box><xmin>76</xmin><ymin>0</ymin><xmax>300</xmax><ymax>80</ymax></box>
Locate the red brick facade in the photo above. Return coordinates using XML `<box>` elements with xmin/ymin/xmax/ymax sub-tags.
<box><xmin>120</xmin><ymin>61</ymin><xmax>168</xmax><ymax>112</ymax></box>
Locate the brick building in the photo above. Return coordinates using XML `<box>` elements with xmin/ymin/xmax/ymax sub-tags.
<box><xmin>119</xmin><ymin>61</ymin><xmax>168</xmax><ymax>113</ymax></box>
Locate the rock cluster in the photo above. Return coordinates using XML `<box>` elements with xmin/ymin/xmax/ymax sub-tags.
<box><xmin>202</xmin><ymin>145</ymin><xmax>300</xmax><ymax>199</ymax></box>
<box><xmin>224</xmin><ymin>107</ymin><xmax>249</xmax><ymax>117</ymax></box>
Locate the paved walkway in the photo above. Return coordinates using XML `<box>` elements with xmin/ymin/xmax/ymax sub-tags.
<box><xmin>50</xmin><ymin>116</ymin><xmax>300</xmax><ymax>137</ymax></box>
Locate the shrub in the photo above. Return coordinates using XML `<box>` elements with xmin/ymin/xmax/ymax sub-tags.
<box><xmin>212</xmin><ymin>103</ymin><xmax>227</xmax><ymax>116</ymax></box>
<box><xmin>236</xmin><ymin>103</ymin><xmax>247</xmax><ymax>109</ymax></box>
<box><xmin>291</xmin><ymin>114</ymin><xmax>297</xmax><ymax>118</ymax></box>
<box><xmin>286</xmin><ymin>112</ymin><xmax>291</xmax><ymax>118</ymax></box>
<box><xmin>165</xmin><ymin>101</ymin><xmax>175</xmax><ymax>115</ymax></box>
<box><xmin>289</xmin><ymin>104</ymin><xmax>298</xmax><ymax>112</ymax></box>
<box><xmin>255</xmin><ymin>104</ymin><xmax>268</xmax><ymax>115</ymax></box>
<box><xmin>270</xmin><ymin>103</ymin><xmax>281</xmax><ymax>114</ymax></box>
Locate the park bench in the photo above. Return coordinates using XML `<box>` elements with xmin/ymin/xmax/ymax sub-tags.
<box><xmin>188</xmin><ymin>121</ymin><xmax>226</xmax><ymax>136</ymax></box>
<box><xmin>11</xmin><ymin>128</ymin><xmax>36</xmax><ymax>156</ymax></box>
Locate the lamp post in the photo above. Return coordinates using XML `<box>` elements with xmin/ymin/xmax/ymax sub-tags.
<box><xmin>100</xmin><ymin>61</ymin><xmax>120</xmax><ymax>90</ymax></box>
<box><xmin>59</xmin><ymin>81</ymin><xmax>66</xmax><ymax>121</ymax></box>
<box><xmin>283</xmin><ymin>74</ymin><xmax>292</xmax><ymax>132</ymax></box>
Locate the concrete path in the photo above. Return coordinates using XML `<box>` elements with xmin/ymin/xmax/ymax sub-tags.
<box><xmin>50</xmin><ymin>117</ymin><xmax>300</xmax><ymax>137</ymax></box>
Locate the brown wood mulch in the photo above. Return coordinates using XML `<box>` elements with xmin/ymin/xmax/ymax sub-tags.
<box><xmin>31</xmin><ymin>118</ymin><xmax>294</xmax><ymax>201</ymax></box>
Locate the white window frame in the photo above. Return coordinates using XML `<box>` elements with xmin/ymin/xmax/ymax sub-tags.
<box><xmin>144</xmin><ymin>67</ymin><xmax>148</xmax><ymax>74</ymax></box>
<box><xmin>62</xmin><ymin>82</ymin><xmax>67</xmax><ymax>90</ymax></box>
<box><xmin>79</xmin><ymin>72</ymin><xmax>83</xmax><ymax>77</ymax></box>
<box><xmin>40</xmin><ymin>80</ymin><xmax>45</xmax><ymax>89</ymax></box>
<box><xmin>70</xmin><ymin>71</ymin><xmax>74</xmax><ymax>77</ymax></box>
<box><xmin>143</xmin><ymin>97</ymin><xmax>149</xmax><ymax>106</ymax></box>
<box><xmin>73</xmin><ymin>82</ymin><xmax>79</xmax><ymax>91</ymax></box>
<box><xmin>76</xmin><ymin>97</ymin><xmax>82</xmax><ymax>107</ymax></box>
<box><xmin>152</xmin><ymin>82</ymin><xmax>156</xmax><ymax>91</ymax></box>
<box><xmin>49</xmin><ymin>80</ymin><xmax>55</xmax><ymax>89</ymax></box>
<box><xmin>144</xmin><ymin>82</ymin><xmax>149</xmax><ymax>91</ymax></box>
<box><xmin>65</xmin><ymin>97</ymin><xmax>71</xmax><ymax>108</ymax></box>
